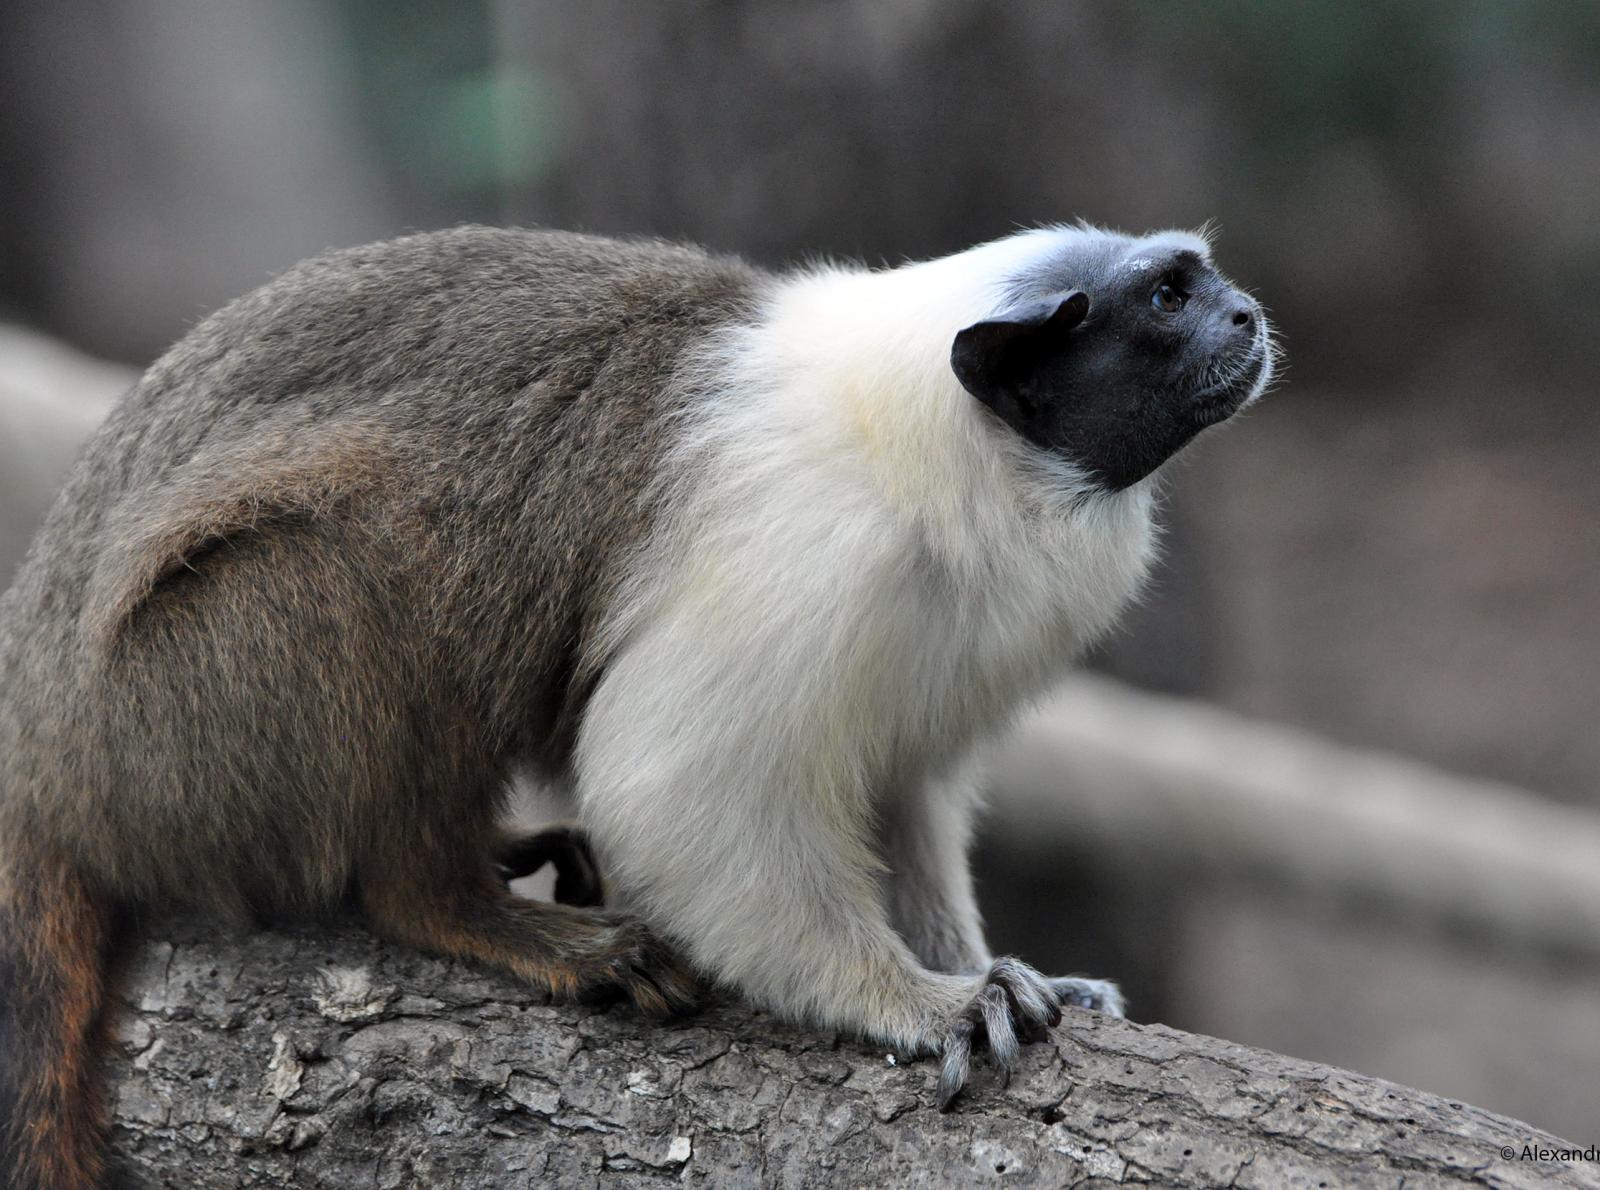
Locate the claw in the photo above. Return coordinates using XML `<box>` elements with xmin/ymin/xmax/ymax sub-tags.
<box><xmin>991</xmin><ymin>956</ymin><xmax>1061</xmax><ymax>1028</ymax></box>
<box><xmin>935</xmin><ymin>958</ymin><xmax>1120</xmax><ymax>1111</ymax></box>
<box><xmin>937</xmin><ymin>1016</ymin><xmax>976</xmax><ymax>1111</ymax></box>
<box><xmin>976</xmin><ymin>984</ymin><xmax>1019</xmax><ymax>1076</ymax></box>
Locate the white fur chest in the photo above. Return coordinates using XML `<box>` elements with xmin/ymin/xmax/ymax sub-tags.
<box><xmin>585</xmin><ymin>240</ymin><xmax>1159</xmax><ymax>820</ymax></box>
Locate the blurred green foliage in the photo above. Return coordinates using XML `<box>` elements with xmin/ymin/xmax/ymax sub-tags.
<box><xmin>335</xmin><ymin>1</ymin><xmax>562</xmax><ymax>204</ymax></box>
<box><xmin>1135</xmin><ymin>0</ymin><xmax>1600</xmax><ymax>174</ymax></box>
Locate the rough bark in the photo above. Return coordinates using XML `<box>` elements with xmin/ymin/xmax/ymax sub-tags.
<box><xmin>105</xmin><ymin>919</ymin><xmax>1593</xmax><ymax>1189</ymax></box>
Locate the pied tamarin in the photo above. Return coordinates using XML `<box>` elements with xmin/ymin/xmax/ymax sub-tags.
<box><xmin>0</xmin><ymin>223</ymin><xmax>1274</xmax><ymax>1186</ymax></box>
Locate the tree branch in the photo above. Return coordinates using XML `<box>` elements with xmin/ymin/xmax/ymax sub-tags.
<box><xmin>107</xmin><ymin>919</ymin><xmax>1583</xmax><ymax>1187</ymax></box>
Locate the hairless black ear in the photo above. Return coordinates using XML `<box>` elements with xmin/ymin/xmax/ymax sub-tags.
<box><xmin>951</xmin><ymin>291</ymin><xmax>1089</xmax><ymax>418</ymax></box>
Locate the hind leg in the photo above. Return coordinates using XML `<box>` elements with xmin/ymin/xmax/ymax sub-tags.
<box><xmin>359</xmin><ymin>845</ymin><xmax>695</xmax><ymax>1017</ymax></box>
<box><xmin>497</xmin><ymin>822</ymin><xmax>605</xmax><ymax>907</ymax></box>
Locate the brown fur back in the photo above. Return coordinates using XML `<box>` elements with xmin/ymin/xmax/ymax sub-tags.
<box><xmin>0</xmin><ymin>226</ymin><xmax>763</xmax><ymax>910</ymax></box>
<box><xmin>0</xmin><ymin>228</ymin><xmax>763</xmax><ymax>1183</ymax></box>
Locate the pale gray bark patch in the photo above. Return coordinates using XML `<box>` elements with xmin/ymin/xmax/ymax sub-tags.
<box><xmin>106</xmin><ymin>920</ymin><xmax>1592</xmax><ymax>1188</ymax></box>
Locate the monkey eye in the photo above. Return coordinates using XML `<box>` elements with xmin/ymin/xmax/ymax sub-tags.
<box><xmin>1151</xmin><ymin>282</ymin><xmax>1185</xmax><ymax>314</ymax></box>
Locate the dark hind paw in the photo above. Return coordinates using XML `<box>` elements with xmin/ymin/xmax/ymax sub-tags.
<box><xmin>936</xmin><ymin>958</ymin><xmax>1123</xmax><ymax>1111</ymax></box>
<box><xmin>584</xmin><ymin>915</ymin><xmax>700</xmax><ymax>1019</ymax></box>
<box><xmin>498</xmin><ymin>822</ymin><xmax>604</xmax><ymax>907</ymax></box>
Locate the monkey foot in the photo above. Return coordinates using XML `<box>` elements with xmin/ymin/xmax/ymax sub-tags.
<box><xmin>580</xmin><ymin>914</ymin><xmax>700</xmax><ymax>1019</ymax></box>
<box><xmin>936</xmin><ymin>958</ymin><xmax>1124</xmax><ymax>1111</ymax></box>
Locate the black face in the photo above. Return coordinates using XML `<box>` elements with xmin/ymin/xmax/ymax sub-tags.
<box><xmin>951</xmin><ymin>239</ymin><xmax>1272</xmax><ymax>490</ymax></box>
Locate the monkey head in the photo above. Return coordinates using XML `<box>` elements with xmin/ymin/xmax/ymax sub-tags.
<box><xmin>951</xmin><ymin>230</ymin><xmax>1275</xmax><ymax>491</ymax></box>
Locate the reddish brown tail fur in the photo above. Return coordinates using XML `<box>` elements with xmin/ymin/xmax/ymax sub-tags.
<box><xmin>0</xmin><ymin>854</ymin><xmax>119</xmax><ymax>1190</ymax></box>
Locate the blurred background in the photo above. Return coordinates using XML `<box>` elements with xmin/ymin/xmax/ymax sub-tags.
<box><xmin>2</xmin><ymin>0</ymin><xmax>1597</xmax><ymax>1143</ymax></box>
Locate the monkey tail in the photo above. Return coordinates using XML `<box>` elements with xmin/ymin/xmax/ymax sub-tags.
<box><xmin>0</xmin><ymin>851</ymin><xmax>120</xmax><ymax>1189</ymax></box>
